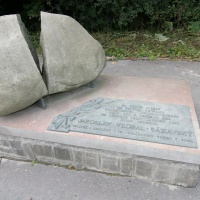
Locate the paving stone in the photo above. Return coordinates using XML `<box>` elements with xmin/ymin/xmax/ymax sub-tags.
<box><xmin>120</xmin><ymin>157</ymin><xmax>135</xmax><ymax>176</ymax></box>
<box><xmin>85</xmin><ymin>152</ymin><xmax>100</xmax><ymax>170</ymax></box>
<box><xmin>0</xmin><ymin>139</ymin><xmax>10</xmax><ymax>147</ymax></box>
<box><xmin>9</xmin><ymin>140</ymin><xmax>22</xmax><ymax>149</ymax></box>
<box><xmin>170</xmin><ymin>164</ymin><xmax>200</xmax><ymax>187</ymax></box>
<box><xmin>153</xmin><ymin>163</ymin><xmax>171</xmax><ymax>183</ymax></box>
<box><xmin>100</xmin><ymin>155</ymin><xmax>119</xmax><ymax>173</ymax></box>
<box><xmin>32</xmin><ymin>144</ymin><xmax>53</xmax><ymax>157</ymax></box>
<box><xmin>12</xmin><ymin>149</ymin><xmax>26</xmax><ymax>157</ymax></box>
<box><xmin>135</xmin><ymin>159</ymin><xmax>153</xmax><ymax>179</ymax></box>
<box><xmin>0</xmin><ymin>146</ymin><xmax>12</xmax><ymax>154</ymax></box>
<box><xmin>22</xmin><ymin>142</ymin><xmax>35</xmax><ymax>160</ymax></box>
<box><xmin>73</xmin><ymin>149</ymin><xmax>85</xmax><ymax>169</ymax></box>
<box><xmin>54</xmin><ymin>146</ymin><xmax>71</xmax><ymax>161</ymax></box>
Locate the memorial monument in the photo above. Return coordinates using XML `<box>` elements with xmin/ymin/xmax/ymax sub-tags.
<box><xmin>0</xmin><ymin>12</ymin><xmax>199</xmax><ymax>187</ymax></box>
<box><xmin>0</xmin><ymin>12</ymin><xmax>106</xmax><ymax>116</ymax></box>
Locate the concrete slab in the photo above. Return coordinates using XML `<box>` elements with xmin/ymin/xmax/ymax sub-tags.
<box><xmin>0</xmin><ymin>75</ymin><xmax>200</xmax><ymax>165</ymax></box>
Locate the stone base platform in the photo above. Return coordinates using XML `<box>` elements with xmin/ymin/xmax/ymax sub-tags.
<box><xmin>0</xmin><ymin>75</ymin><xmax>199</xmax><ymax>187</ymax></box>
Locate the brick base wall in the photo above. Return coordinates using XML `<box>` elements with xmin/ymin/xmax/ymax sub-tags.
<box><xmin>0</xmin><ymin>134</ymin><xmax>199</xmax><ymax>187</ymax></box>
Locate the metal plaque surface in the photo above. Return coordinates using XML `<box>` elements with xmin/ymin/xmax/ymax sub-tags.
<box><xmin>48</xmin><ymin>98</ymin><xmax>197</xmax><ymax>148</ymax></box>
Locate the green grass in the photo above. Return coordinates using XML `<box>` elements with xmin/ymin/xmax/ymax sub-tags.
<box><xmin>92</xmin><ymin>30</ymin><xmax>200</xmax><ymax>61</ymax></box>
<box><xmin>29</xmin><ymin>30</ymin><xmax>200</xmax><ymax>61</ymax></box>
<box><xmin>29</xmin><ymin>32</ymin><xmax>41</xmax><ymax>54</ymax></box>
<box><xmin>31</xmin><ymin>160</ymin><xmax>39</xmax><ymax>166</ymax></box>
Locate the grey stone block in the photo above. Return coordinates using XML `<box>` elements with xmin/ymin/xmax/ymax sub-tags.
<box><xmin>0</xmin><ymin>139</ymin><xmax>10</xmax><ymax>147</ymax></box>
<box><xmin>135</xmin><ymin>159</ymin><xmax>153</xmax><ymax>179</ymax></box>
<box><xmin>22</xmin><ymin>142</ymin><xmax>36</xmax><ymax>160</ymax></box>
<box><xmin>0</xmin><ymin>146</ymin><xmax>12</xmax><ymax>154</ymax></box>
<box><xmin>54</xmin><ymin>146</ymin><xmax>71</xmax><ymax>161</ymax></box>
<box><xmin>12</xmin><ymin>149</ymin><xmax>26</xmax><ymax>157</ymax></box>
<box><xmin>153</xmin><ymin>163</ymin><xmax>171</xmax><ymax>182</ymax></box>
<box><xmin>100</xmin><ymin>155</ymin><xmax>119</xmax><ymax>173</ymax></box>
<box><xmin>32</xmin><ymin>144</ymin><xmax>53</xmax><ymax>157</ymax></box>
<box><xmin>170</xmin><ymin>164</ymin><xmax>200</xmax><ymax>187</ymax></box>
<box><xmin>120</xmin><ymin>157</ymin><xmax>135</xmax><ymax>176</ymax></box>
<box><xmin>0</xmin><ymin>133</ymin><xmax>199</xmax><ymax>188</ymax></box>
<box><xmin>73</xmin><ymin>149</ymin><xmax>85</xmax><ymax>169</ymax></box>
<box><xmin>9</xmin><ymin>140</ymin><xmax>22</xmax><ymax>149</ymax></box>
<box><xmin>85</xmin><ymin>152</ymin><xmax>100</xmax><ymax>170</ymax></box>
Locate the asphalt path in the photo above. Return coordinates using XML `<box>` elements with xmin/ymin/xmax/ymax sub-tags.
<box><xmin>0</xmin><ymin>158</ymin><xmax>199</xmax><ymax>200</ymax></box>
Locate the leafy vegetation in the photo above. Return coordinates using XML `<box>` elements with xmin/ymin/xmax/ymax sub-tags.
<box><xmin>1</xmin><ymin>0</ymin><xmax>199</xmax><ymax>61</ymax></box>
<box><xmin>92</xmin><ymin>30</ymin><xmax>200</xmax><ymax>61</ymax></box>
<box><xmin>0</xmin><ymin>0</ymin><xmax>200</xmax><ymax>32</ymax></box>
<box><xmin>29</xmin><ymin>29</ymin><xmax>200</xmax><ymax>61</ymax></box>
<box><xmin>31</xmin><ymin>160</ymin><xmax>39</xmax><ymax>166</ymax></box>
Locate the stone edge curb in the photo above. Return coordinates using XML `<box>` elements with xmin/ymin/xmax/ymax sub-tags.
<box><xmin>0</xmin><ymin>131</ymin><xmax>199</xmax><ymax>187</ymax></box>
<box><xmin>1</xmin><ymin>126</ymin><xmax>200</xmax><ymax>165</ymax></box>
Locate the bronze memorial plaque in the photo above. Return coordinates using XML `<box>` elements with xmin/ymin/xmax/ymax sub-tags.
<box><xmin>48</xmin><ymin>98</ymin><xmax>197</xmax><ymax>148</ymax></box>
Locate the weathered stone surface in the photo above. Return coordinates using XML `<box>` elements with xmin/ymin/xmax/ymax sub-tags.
<box><xmin>100</xmin><ymin>154</ymin><xmax>119</xmax><ymax>173</ymax></box>
<box><xmin>54</xmin><ymin>146</ymin><xmax>71</xmax><ymax>161</ymax></box>
<box><xmin>120</xmin><ymin>157</ymin><xmax>135</xmax><ymax>176</ymax></box>
<box><xmin>0</xmin><ymin>14</ymin><xmax>48</xmax><ymax>116</ymax></box>
<box><xmin>40</xmin><ymin>12</ymin><xmax>106</xmax><ymax>94</ymax></box>
<box><xmin>85</xmin><ymin>152</ymin><xmax>100</xmax><ymax>170</ymax></box>
<box><xmin>32</xmin><ymin>144</ymin><xmax>53</xmax><ymax>157</ymax></box>
<box><xmin>135</xmin><ymin>159</ymin><xmax>153</xmax><ymax>178</ymax></box>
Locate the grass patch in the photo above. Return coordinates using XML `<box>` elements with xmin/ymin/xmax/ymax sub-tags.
<box><xmin>92</xmin><ymin>30</ymin><xmax>200</xmax><ymax>61</ymax></box>
<box><xmin>29</xmin><ymin>30</ymin><xmax>200</xmax><ymax>61</ymax></box>
<box><xmin>31</xmin><ymin>160</ymin><xmax>39</xmax><ymax>166</ymax></box>
<box><xmin>29</xmin><ymin>32</ymin><xmax>41</xmax><ymax>54</ymax></box>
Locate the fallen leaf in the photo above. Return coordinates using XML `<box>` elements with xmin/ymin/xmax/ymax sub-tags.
<box><xmin>155</xmin><ymin>33</ymin><xmax>169</xmax><ymax>42</ymax></box>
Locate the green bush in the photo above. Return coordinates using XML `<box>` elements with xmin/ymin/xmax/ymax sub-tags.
<box><xmin>0</xmin><ymin>0</ymin><xmax>200</xmax><ymax>32</ymax></box>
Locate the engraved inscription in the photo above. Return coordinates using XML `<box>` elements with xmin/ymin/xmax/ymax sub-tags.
<box><xmin>48</xmin><ymin>98</ymin><xmax>198</xmax><ymax>148</ymax></box>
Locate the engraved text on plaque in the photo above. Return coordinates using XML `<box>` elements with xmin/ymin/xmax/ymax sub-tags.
<box><xmin>48</xmin><ymin>98</ymin><xmax>197</xmax><ymax>148</ymax></box>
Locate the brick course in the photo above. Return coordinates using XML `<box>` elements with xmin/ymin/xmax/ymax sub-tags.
<box><xmin>0</xmin><ymin>134</ymin><xmax>199</xmax><ymax>187</ymax></box>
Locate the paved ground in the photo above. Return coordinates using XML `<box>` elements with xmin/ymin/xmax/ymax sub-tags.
<box><xmin>104</xmin><ymin>60</ymin><xmax>200</xmax><ymax>125</ymax></box>
<box><xmin>0</xmin><ymin>60</ymin><xmax>200</xmax><ymax>200</ymax></box>
<box><xmin>0</xmin><ymin>158</ymin><xmax>200</xmax><ymax>200</ymax></box>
